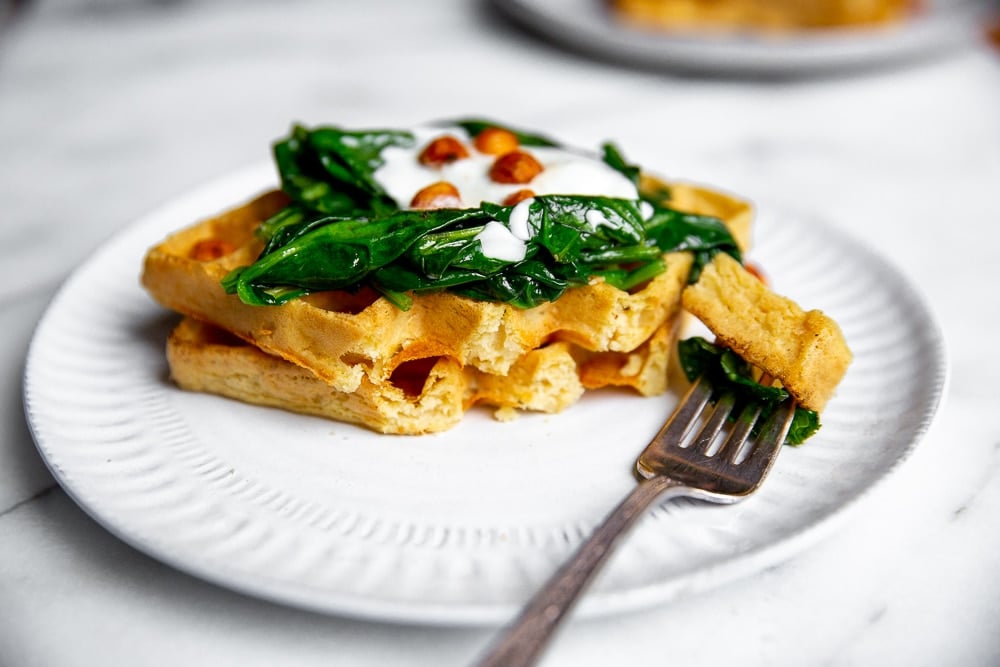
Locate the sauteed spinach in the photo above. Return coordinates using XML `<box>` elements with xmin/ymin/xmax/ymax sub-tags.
<box><xmin>222</xmin><ymin>121</ymin><xmax>741</xmax><ymax>310</ymax></box>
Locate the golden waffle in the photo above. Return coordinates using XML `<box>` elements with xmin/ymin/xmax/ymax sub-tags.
<box><xmin>167</xmin><ymin>316</ymin><xmax>683</xmax><ymax>434</ymax></box>
<box><xmin>681</xmin><ymin>252</ymin><xmax>852</xmax><ymax>412</ymax></box>
<box><xmin>142</xmin><ymin>180</ymin><xmax>748</xmax><ymax>394</ymax></box>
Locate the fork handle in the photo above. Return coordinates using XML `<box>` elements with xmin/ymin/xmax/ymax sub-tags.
<box><xmin>474</xmin><ymin>475</ymin><xmax>688</xmax><ymax>667</ymax></box>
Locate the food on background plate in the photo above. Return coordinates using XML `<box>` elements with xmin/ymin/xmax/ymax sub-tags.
<box><xmin>142</xmin><ymin>119</ymin><xmax>850</xmax><ymax>440</ymax></box>
<box><xmin>608</xmin><ymin>0</ymin><xmax>914</xmax><ymax>32</ymax></box>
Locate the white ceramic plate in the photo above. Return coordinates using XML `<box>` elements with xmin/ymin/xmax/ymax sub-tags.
<box><xmin>491</xmin><ymin>0</ymin><xmax>991</xmax><ymax>75</ymax></box>
<box><xmin>24</xmin><ymin>164</ymin><xmax>946</xmax><ymax>625</ymax></box>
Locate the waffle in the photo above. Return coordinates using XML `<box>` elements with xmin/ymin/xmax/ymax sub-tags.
<box><xmin>167</xmin><ymin>315</ymin><xmax>683</xmax><ymax>434</ymax></box>
<box><xmin>142</xmin><ymin>180</ymin><xmax>745</xmax><ymax>395</ymax></box>
<box><xmin>681</xmin><ymin>252</ymin><xmax>851</xmax><ymax>412</ymax></box>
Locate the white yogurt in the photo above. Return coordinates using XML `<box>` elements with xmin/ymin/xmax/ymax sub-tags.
<box><xmin>373</xmin><ymin>126</ymin><xmax>639</xmax><ymax>210</ymax></box>
<box><xmin>474</xmin><ymin>220</ymin><xmax>527</xmax><ymax>262</ymax></box>
<box><xmin>507</xmin><ymin>197</ymin><xmax>535</xmax><ymax>241</ymax></box>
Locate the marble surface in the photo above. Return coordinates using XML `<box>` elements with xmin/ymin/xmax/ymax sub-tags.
<box><xmin>2</xmin><ymin>1</ymin><xmax>999</xmax><ymax>665</ymax></box>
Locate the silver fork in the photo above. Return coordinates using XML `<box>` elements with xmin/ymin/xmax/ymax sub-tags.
<box><xmin>474</xmin><ymin>375</ymin><xmax>797</xmax><ymax>667</ymax></box>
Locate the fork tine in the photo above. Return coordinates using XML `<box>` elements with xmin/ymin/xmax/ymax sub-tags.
<box><xmin>638</xmin><ymin>376</ymin><xmax>714</xmax><ymax>479</ymax></box>
<box><xmin>740</xmin><ymin>398</ymin><xmax>797</xmax><ymax>475</ymax></box>
<box><xmin>718</xmin><ymin>401</ymin><xmax>765</xmax><ymax>463</ymax></box>
<box><xmin>691</xmin><ymin>391</ymin><xmax>736</xmax><ymax>455</ymax></box>
<box><xmin>656</xmin><ymin>375</ymin><xmax>713</xmax><ymax>444</ymax></box>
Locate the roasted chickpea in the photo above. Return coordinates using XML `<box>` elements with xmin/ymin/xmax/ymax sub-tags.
<box><xmin>474</xmin><ymin>127</ymin><xmax>520</xmax><ymax>156</ymax></box>
<box><xmin>502</xmin><ymin>189</ymin><xmax>536</xmax><ymax>206</ymax></box>
<box><xmin>418</xmin><ymin>135</ymin><xmax>470</xmax><ymax>167</ymax></box>
<box><xmin>489</xmin><ymin>151</ymin><xmax>544</xmax><ymax>184</ymax></box>
<box><xmin>410</xmin><ymin>181</ymin><xmax>463</xmax><ymax>209</ymax></box>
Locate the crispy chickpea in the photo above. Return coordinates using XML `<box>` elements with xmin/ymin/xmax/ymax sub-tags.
<box><xmin>474</xmin><ymin>127</ymin><xmax>520</xmax><ymax>156</ymax></box>
<box><xmin>502</xmin><ymin>189</ymin><xmax>536</xmax><ymax>206</ymax></box>
<box><xmin>489</xmin><ymin>151</ymin><xmax>544</xmax><ymax>184</ymax></box>
<box><xmin>410</xmin><ymin>181</ymin><xmax>463</xmax><ymax>209</ymax></box>
<box><xmin>418</xmin><ymin>135</ymin><xmax>470</xmax><ymax>167</ymax></box>
<box><xmin>189</xmin><ymin>238</ymin><xmax>235</xmax><ymax>262</ymax></box>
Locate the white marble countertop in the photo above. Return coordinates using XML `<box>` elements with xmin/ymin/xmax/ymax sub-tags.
<box><xmin>2</xmin><ymin>1</ymin><xmax>999</xmax><ymax>665</ymax></box>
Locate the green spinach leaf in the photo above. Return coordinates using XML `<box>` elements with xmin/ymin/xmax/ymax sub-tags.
<box><xmin>224</xmin><ymin>195</ymin><xmax>666</xmax><ymax>309</ymax></box>
<box><xmin>601</xmin><ymin>142</ymin><xmax>641</xmax><ymax>188</ymax></box>
<box><xmin>644</xmin><ymin>206</ymin><xmax>742</xmax><ymax>282</ymax></box>
<box><xmin>269</xmin><ymin>124</ymin><xmax>412</xmax><ymax>220</ymax></box>
<box><xmin>677</xmin><ymin>336</ymin><xmax>820</xmax><ymax>445</ymax></box>
<box><xmin>222</xmin><ymin>208</ymin><xmax>483</xmax><ymax>305</ymax></box>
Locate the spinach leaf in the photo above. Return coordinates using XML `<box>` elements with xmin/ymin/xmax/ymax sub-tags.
<box><xmin>483</xmin><ymin>195</ymin><xmax>645</xmax><ymax>260</ymax></box>
<box><xmin>677</xmin><ymin>336</ymin><xmax>820</xmax><ymax>446</ymax></box>
<box><xmin>594</xmin><ymin>258</ymin><xmax>666</xmax><ymax>292</ymax></box>
<box><xmin>446</xmin><ymin>118</ymin><xmax>560</xmax><ymax>147</ymax></box>
<box><xmin>599</xmin><ymin>142</ymin><xmax>736</xmax><ymax>279</ymax></box>
<box><xmin>377</xmin><ymin>197</ymin><xmax>653</xmax><ymax>308</ymax></box>
<box><xmin>222</xmin><ymin>208</ymin><xmax>483</xmax><ymax>305</ymax></box>
<box><xmin>606</xmin><ymin>143</ymin><xmax>673</xmax><ymax>205</ymax></box>
<box><xmin>268</xmin><ymin>124</ymin><xmax>412</xmax><ymax>220</ymax></box>
<box><xmin>638</xmin><ymin>178</ymin><xmax>673</xmax><ymax>208</ymax></box>
<box><xmin>786</xmin><ymin>409</ymin><xmax>821</xmax><ymax>446</ymax></box>
<box><xmin>644</xmin><ymin>206</ymin><xmax>742</xmax><ymax>283</ymax></box>
<box><xmin>224</xmin><ymin>195</ymin><xmax>662</xmax><ymax>310</ymax></box>
<box><xmin>601</xmin><ymin>142</ymin><xmax>641</xmax><ymax>188</ymax></box>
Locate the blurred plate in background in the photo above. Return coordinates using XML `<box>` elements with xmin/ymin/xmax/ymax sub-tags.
<box><xmin>491</xmin><ymin>0</ymin><xmax>993</xmax><ymax>75</ymax></box>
